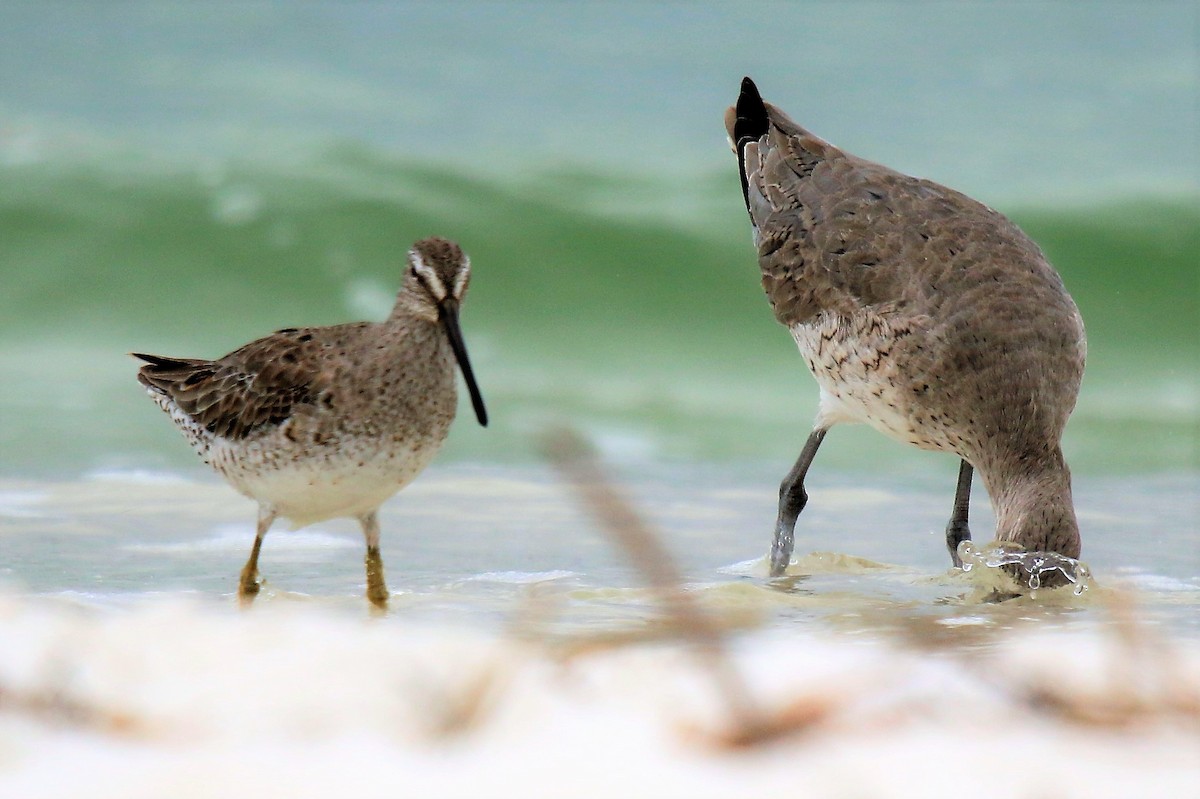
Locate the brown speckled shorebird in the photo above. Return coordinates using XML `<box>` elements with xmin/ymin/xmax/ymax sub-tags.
<box><xmin>725</xmin><ymin>78</ymin><xmax>1086</xmax><ymax>579</ymax></box>
<box><xmin>134</xmin><ymin>236</ymin><xmax>487</xmax><ymax>608</ymax></box>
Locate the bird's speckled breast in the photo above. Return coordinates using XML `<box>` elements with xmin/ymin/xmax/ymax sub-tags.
<box><xmin>144</xmin><ymin>325</ymin><xmax>460</xmax><ymax>527</ymax></box>
<box><xmin>210</xmin><ymin>362</ymin><xmax>457</xmax><ymax>525</ymax></box>
<box><xmin>790</xmin><ymin>311</ymin><xmax>960</xmax><ymax>454</ymax></box>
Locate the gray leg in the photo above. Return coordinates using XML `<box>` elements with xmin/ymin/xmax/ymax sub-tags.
<box><xmin>239</xmin><ymin>505</ymin><xmax>276</xmax><ymax>605</ymax></box>
<box><xmin>360</xmin><ymin>510</ymin><xmax>389</xmax><ymax>609</ymax></box>
<box><xmin>945</xmin><ymin>460</ymin><xmax>973</xmax><ymax>568</ymax></box>
<box><xmin>771</xmin><ymin>428</ymin><xmax>828</xmax><ymax>578</ymax></box>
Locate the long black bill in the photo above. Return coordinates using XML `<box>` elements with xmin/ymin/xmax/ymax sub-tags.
<box><xmin>438</xmin><ymin>299</ymin><xmax>488</xmax><ymax>427</ymax></box>
<box><xmin>734</xmin><ymin>76</ymin><xmax>770</xmax><ymax>215</ymax></box>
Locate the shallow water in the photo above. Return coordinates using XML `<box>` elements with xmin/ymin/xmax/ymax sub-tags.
<box><xmin>4</xmin><ymin>464</ymin><xmax>1197</xmax><ymax>638</ymax></box>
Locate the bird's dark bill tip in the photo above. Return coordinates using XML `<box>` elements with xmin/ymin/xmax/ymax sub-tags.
<box><xmin>469</xmin><ymin>384</ymin><xmax>489</xmax><ymax>427</ymax></box>
<box><xmin>456</xmin><ymin>351</ymin><xmax>489</xmax><ymax>428</ymax></box>
<box><xmin>734</xmin><ymin>76</ymin><xmax>769</xmax><ymax>145</ymax></box>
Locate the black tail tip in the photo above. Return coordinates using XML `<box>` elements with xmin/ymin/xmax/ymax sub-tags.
<box><xmin>734</xmin><ymin>76</ymin><xmax>768</xmax><ymax>145</ymax></box>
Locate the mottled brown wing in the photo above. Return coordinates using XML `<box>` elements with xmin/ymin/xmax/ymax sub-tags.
<box><xmin>739</xmin><ymin>101</ymin><xmax>922</xmax><ymax>325</ymax></box>
<box><xmin>735</xmin><ymin>91</ymin><xmax>1018</xmax><ymax>330</ymax></box>
<box><xmin>134</xmin><ymin>326</ymin><xmax>350</xmax><ymax>440</ymax></box>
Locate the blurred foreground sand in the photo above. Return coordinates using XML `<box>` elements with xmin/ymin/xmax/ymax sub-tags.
<box><xmin>1</xmin><ymin>595</ymin><xmax>1197</xmax><ymax>799</ymax></box>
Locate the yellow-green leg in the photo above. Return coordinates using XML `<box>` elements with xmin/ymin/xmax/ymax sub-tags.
<box><xmin>360</xmin><ymin>510</ymin><xmax>389</xmax><ymax>609</ymax></box>
<box><xmin>238</xmin><ymin>505</ymin><xmax>276</xmax><ymax>606</ymax></box>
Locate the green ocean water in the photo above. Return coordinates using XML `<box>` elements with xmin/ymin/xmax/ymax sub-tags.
<box><xmin>2</xmin><ymin>1</ymin><xmax>1197</xmax><ymax>480</ymax></box>
<box><xmin>0</xmin><ymin>2</ymin><xmax>1197</xmax><ymax>635</ymax></box>
<box><xmin>0</xmin><ymin>150</ymin><xmax>1196</xmax><ymax>476</ymax></box>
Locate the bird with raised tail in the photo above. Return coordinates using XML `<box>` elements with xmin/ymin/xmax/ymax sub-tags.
<box><xmin>134</xmin><ymin>236</ymin><xmax>488</xmax><ymax>608</ymax></box>
<box><xmin>725</xmin><ymin>77</ymin><xmax>1086</xmax><ymax>579</ymax></box>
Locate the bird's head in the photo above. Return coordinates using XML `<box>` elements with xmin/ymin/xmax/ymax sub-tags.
<box><xmin>403</xmin><ymin>237</ymin><xmax>488</xmax><ymax>427</ymax></box>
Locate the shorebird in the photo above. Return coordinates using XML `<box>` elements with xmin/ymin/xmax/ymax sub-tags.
<box><xmin>134</xmin><ymin>236</ymin><xmax>488</xmax><ymax>608</ymax></box>
<box><xmin>725</xmin><ymin>77</ymin><xmax>1086</xmax><ymax>579</ymax></box>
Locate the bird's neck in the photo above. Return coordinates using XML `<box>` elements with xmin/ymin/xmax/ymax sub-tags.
<box><xmin>388</xmin><ymin>292</ymin><xmax>438</xmax><ymax>325</ymax></box>
<box><xmin>982</xmin><ymin>447</ymin><xmax>1081</xmax><ymax>558</ymax></box>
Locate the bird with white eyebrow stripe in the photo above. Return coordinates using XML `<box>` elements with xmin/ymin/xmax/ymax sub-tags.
<box><xmin>133</xmin><ymin>236</ymin><xmax>488</xmax><ymax>608</ymax></box>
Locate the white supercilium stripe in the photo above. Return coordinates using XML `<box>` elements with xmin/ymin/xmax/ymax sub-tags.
<box><xmin>409</xmin><ymin>250</ymin><xmax>447</xmax><ymax>301</ymax></box>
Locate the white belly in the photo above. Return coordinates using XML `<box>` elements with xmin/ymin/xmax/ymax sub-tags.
<box><xmin>210</xmin><ymin>438</ymin><xmax>441</xmax><ymax>527</ymax></box>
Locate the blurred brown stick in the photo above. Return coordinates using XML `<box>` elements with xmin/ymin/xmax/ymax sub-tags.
<box><xmin>542</xmin><ymin>427</ymin><xmax>767</xmax><ymax>737</ymax></box>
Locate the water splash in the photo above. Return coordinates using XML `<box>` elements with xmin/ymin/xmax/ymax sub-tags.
<box><xmin>958</xmin><ymin>540</ymin><xmax>1092</xmax><ymax>596</ymax></box>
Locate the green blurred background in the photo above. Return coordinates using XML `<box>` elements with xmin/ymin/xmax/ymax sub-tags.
<box><xmin>0</xmin><ymin>2</ymin><xmax>1196</xmax><ymax>479</ymax></box>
